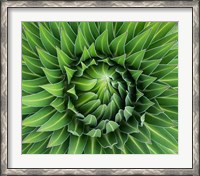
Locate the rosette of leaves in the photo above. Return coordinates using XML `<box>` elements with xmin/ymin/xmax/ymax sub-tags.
<box><xmin>22</xmin><ymin>22</ymin><xmax>178</xmax><ymax>154</ymax></box>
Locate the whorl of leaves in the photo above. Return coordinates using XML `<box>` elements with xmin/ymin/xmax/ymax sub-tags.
<box><xmin>22</xmin><ymin>22</ymin><xmax>178</xmax><ymax>154</ymax></box>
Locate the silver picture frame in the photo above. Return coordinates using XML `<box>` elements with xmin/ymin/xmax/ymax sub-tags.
<box><xmin>1</xmin><ymin>1</ymin><xmax>199</xmax><ymax>175</ymax></box>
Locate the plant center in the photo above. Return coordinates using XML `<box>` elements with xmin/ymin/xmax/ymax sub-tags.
<box><xmin>71</xmin><ymin>63</ymin><xmax>125</xmax><ymax>118</ymax></box>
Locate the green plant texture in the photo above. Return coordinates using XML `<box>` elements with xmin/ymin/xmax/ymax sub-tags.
<box><xmin>22</xmin><ymin>22</ymin><xmax>178</xmax><ymax>154</ymax></box>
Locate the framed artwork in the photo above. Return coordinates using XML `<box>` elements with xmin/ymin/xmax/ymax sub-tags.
<box><xmin>1</xmin><ymin>0</ymin><xmax>199</xmax><ymax>175</ymax></box>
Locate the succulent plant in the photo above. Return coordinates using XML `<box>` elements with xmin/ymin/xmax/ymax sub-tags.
<box><xmin>22</xmin><ymin>22</ymin><xmax>178</xmax><ymax>154</ymax></box>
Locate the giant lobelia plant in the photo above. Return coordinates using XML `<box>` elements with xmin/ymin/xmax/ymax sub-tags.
<box><xmin>22</xmin><ymin>22</ymin><xmax>178</xmax><ymax>154</ymax></box>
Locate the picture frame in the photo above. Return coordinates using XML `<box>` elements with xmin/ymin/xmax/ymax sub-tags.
<box><xmin>1</xmin><ymin>0</ymin><xmax>199</xmax><ymax>175</ymax></box>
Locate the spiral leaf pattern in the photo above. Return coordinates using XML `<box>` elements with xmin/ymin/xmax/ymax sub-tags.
<box><xmin>22</xmin><ymin>22</ymin><xmax>178</xmax><ymax>154</ymax></box>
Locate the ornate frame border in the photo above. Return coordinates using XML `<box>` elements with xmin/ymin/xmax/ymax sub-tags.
<box><xmin>1</xmin><ymin>1</ymin><xmax>199</xmax><ymax>175</ymax></box>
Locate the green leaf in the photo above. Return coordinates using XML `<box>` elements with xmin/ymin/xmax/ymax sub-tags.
<box><xmin>131</xmin><ymin>124</ymin><xmax>151</xmax><ymax>144</ymax></box>
<box><xmin>144</xmin><ymin>42</ymin><xmax>175</xmax><ymax>60</ymax></box>
<box><xmin>159</xmin><ymin>72</ymin><xmax>178</xmax><ymax>87</ymax></box>
<box><xmin>22</xmin><ymin>126</ymin><xmax>36</xmax><ymax>136</ymax></box>
<box><xmin>115</xmin><ymin>109</ymin><xmax>124</xmax><ymax>123</ymax></box>
<box><xmin>22</xmin><ymin>106</ymin><xmax>41</xmax><ymax>115</ymax></box>
<box><xmin>96</xmin><ymin>120</ymin><xmax>107</xmax><ymax>131</ymax></box>
<box><xmin>76</xmin><ymin>92</ymin><xmax>98</xmax><ymax>108</ymax></box>
<box><xmin>75</xmin><ymin>28</ymin><xmax>89</xmax><ymax>56</ymax></box>
<box><xmin>24</xmin><ymin>29</ymin><xmax>44</xmax><ymax>53</ymax></box>
<box><xmin>64</xmin><ymin>66</ymin><xmax>76</xmax><ymax>84</ymax></box>
<box><xmin>27</xmin><ymin>138</ymin><xmax>49</xmax><ymax>154</ymax></box>
<box><xmin>84</xmin><ymin>137</ymin><xmax>101</xmax><ymax>154</ymax></box>
<box><xmin>114</xmin><ymin>22</ymin><xmax>123</xmax><ymax>34</ymax></box>
<box><xmin>136</xmin><ymin>88</ymin><xmax>144</xmax><ymax>102</ymax></box>
<box><xmin>100</xmin><ymin>22</ymin><xmax>114</xmax><ymax>43</ymax></box>
<box><xmin>161</xmin><ymin>49</ymin><xmax>178</xmax><ymax>64</ymax></box>
<box><xmin>135</xmin><ymin>96</ymin><xmax>154</xmax><ymax>113</ymax></box>
<box><xmin>23</xmin><ymin>131</ymin><xmax>51</xmax><ymax>143</ymax></box>
<box><xmin>80</xmin><ymin>22</ymin><xmax>95</xmax><ymax>45</ymax></box>
<box><xmin>125</xmin><ymin>135</ymin><xmax>150</xmax><ymax>154</ymax></box>
<box><xmin>79</xmin><ymin>100</ymin><xmax>101</xmax><ymax>116</ymax></box>
<box><xmin>92</xmin><ymin>104</ymin><xmax>107</xmax><ymax>120</ymax></box>
<box><xmin>147</xmin><ymin>101</ymin><xmax>164</xmax><ymax>115</ymax></box>
<box><xmin>23</xmin><ymin>55</ymin><xmax>44</xmax><ymax>76</ymax></box>
<box><xmin>118</xmin><ymin>82</ymin><xmax>126</xmax><ymax>98</ymax></box>
<box><xmin>95</xmin><ymin>30</ymin><xmax>111</xmax><ymax>55</ymax></box>
<box><xmin>129</xmin><ymin>69</ymin><xmax>143</xmax><ymax>82</ymax></box>
<box><xmin>125</xmin><ymin>91</ymin><xmax>132</xmax><ymax>106</ymax></box>
<box><xmin>37</xmin><ymin>47</ymin><xmax>59</xmax><ymax>69</ymax></box>
<box><xmin>75</xmin><ymin>62</ymin><xmax>88</xmax><ymax>77</ymax></box>
<box><xmin>111</xmin><ymin>54</ymin><xmax>126</xmax><ymax>67</ymax></box>
<box><xmin>50</xmin><ymin>140</ymin><xmax>68</xmax><ymax>154</ymax></box>
<box><xmin>147</xmin><ymin>141</ymin><xmax>165</xmax><ymax>154</ymax></box>
<box><xmin>156</xmin><ymin>95</ymin><xmax>178</xmax><ymax>107</ymax></box>
<box><xmin>106</xmin><ymin>121</ymin><xmax>119</xmax><ymax>134</ymax></box>
<box><xmin>88</xmin><ymin>43</ymin><xmax>101</xmax><ymax>58</ymax></box>
<box><xmin>68</xmin><ymin>135</ymin><xmax>88</xmax><ymax>154</ymax></box>
<box><xmin>22</xmin><ymin>77</ymin><xmax>48</xmax><ymax>94</ymax></box>
<box><xmin>40</xmin><ymin>22</ymin><xmax>50</xmax><ymax>30</ymax></box>
<box><xmin>39</xmin><ymin>24</ymin><xmax>60</xmax><ymax>55</ymax></box>
<box><xmin>151</xmin><ymin>64</ymin><xmax>177</xmax><ymax>79</ymax></box>
<box><xmin>57</xmin><ymin>47</ymin><xmax>74</xmax><ymax>73</ymax></box>
<box><xmin>72</xmin><ymin>78</ymin><xmax>97</xmax><ymax>91</ymax></box>
<box><xmin>103</xmin><ymin>146</ymin><xmax>122</xmax><ymax>154</ymax></box>
<box><xmin>134</xmin><ymin>22</ymin><xmax>146</xmax><ymax>36</ymax></box>
<box><xmin>161</xmin><ymin>107</ymin><xmax>178</xmax><ymax>121</ymax></box>
<box><xmin>40</xmin><ymin>80</ymin><xmax>64</xmax><ymax>97</ymax></box>
<box><xmin>166</xmin><ymin>127</ymin><xmax>178</xmax><ymax>140</ymax></box>
<box><xmin>50</xmin><ymin>97</ymin><xmax>66</xmax><ymax>112</ymax></box>
<box><xmin>49</xmin><ymin>22</ymin><xmax>60</xmax><ymax>39</ymax></box>
<box><xmin>82</xmin><ymin>114</ymin><xmax>97</xmax><ymax>126</ymax></box>
<box><xmin>102</xmin><ymin>100</ymin><xmax>117</xmax><ymax>120</ymax></box>
<box><xmin>22</xmin><ymin>39</ymin><xmax>38</xmax><ymax>58</ymax></box>
<box><xmin>126</xmin><ymin>29</ymin><xmax>151</xmax><ymax>56</ymax></box>
<box><xmin>143</xmin><ymin>22</ymin><xmax>161</xmax><ymax>48</ymax></box>
<box><xmin>38</xmin><ymin>111</ymin><xmax>72</xmax><ymax>132</ymax></box>
<box><xmin>140</xmin><ymin>59</ymin><xmax>161</xmax><ymax>75</ymax></box>
<box><xmin>146</xmin><ymin>123</ymin><xmax>178</xmax><ymax>152</ymax></box>
<box><xmin>149</xmin><ymin>33</ymin><xmax>178</xmax><ymax>49</ymax></box>
<box><xmin>114</xmin><ymin>129</ymin><xmax>128</xmax><ymax>151</ymax></box>
<box><xmin>42</xmin><ymin>68</ymin><xmax>63</xmax><ymax>84</ymax></box>
<box><xmin>60</xmin><ymin>22</ymin><xmax>76</xmax><ymax>42</ymax></box>
<box><xmin>79</xmin><ymin>47</ymin><xmax>91</xmax><ymax>63</ymax></box>
<box><xmin>60</xmin><ymin>29</ymin><xmax>74</xmax><ymax>58</ymax></box>
<box><xmin>110</xmin><ymin>32</ymin><xmax>127</xmax><ymax>56</ymax></box>
<box><xmin>48</xmin><ymin>126</ymin><xmax>69</xmax><ymax>147</ymax></box>
<box><xmin>97</xmin><ymin>133</ymin><xmax>117</xmax><ymax>148</ymax></box>
<box><xmin>22</xmin><ymin>90</ymin><xmax>55</xmax><ymax>107</ymax></box>
<box><xmin>144</xmin><ymin>83</ymin><xmax>169</xmax><ymax>99</ymax></box>
<box><xmin>23</xmin><ymin>22</ymin><xmax>39</xmax><ymax>36</ymax></box>
<box><xmin>22</xmin><ymin>143</ymin><xmax>33</xmax><ymax>154</ymax></box>
<box><xmin>22</xmin><ymin>107</ymin><xmax>56</xmax><ymax>127</ymax></box>
<box><xmin>117</xmin><ymin>22</ymin><xmax>137</xmax><ymax>42</ymax></box>
<box><xmin>138</xmin><ymin>74</ymin><xmax>157</xmax><ymax>90</ymax></box>
<box><xmin>67</xmin><ymin>98</ymin><xmax>78</xmax><ymax>114</ymax></box>
<box><xmin>70</xmin><ymin>22</ymin><xmax>80</xmax><ymax>33</ymax></box>
<box><xmin>22</xmin><ymin>65</ymin><xmax>40</xmax><ymax>80</ymax></box>
<box><xmin>68</xmin><ymin>118</ymin><xmax>84</xmax><ymax>136</ymax></box>
<box><xmin>152</xmin><ymin>22</ymin><xmax>176</xmax><ymax>42</ymax></box>
<box><xmin>67</xmin><ymin>85</ymin><xmax>78</xmax><ymax>100</ymax></box>
<box><xmin>120</xmin><ymin>116</ymin><xmax>139</xmax><ymax>134</ymax></box>
<box><xmin>156</xmin><ymin>142</ymin><xmax>177</xmax><ymax>154</ymax></box>
<box><xmin>124</xmin><ymin>106</ymin><xmax>134</xmax><ymax>121</ymax></box>
<box><xmin>86</xmin><ymin>129</ymin><xmax>101</xmax><ymax>138</ymax></box>
<box><xmin>112</xmin><ymin>93</ymin><xmax>122</xmax><ymax>109</ymax></box>
<box><xmin>126</xmin><ymin>50</ymin><xmax>145</xmax><ymax>69</ymax></box>
<box><xmin>88</xmin><ymin>22</ymin><xmax>99</xmax><ymax>39</ymax></box>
